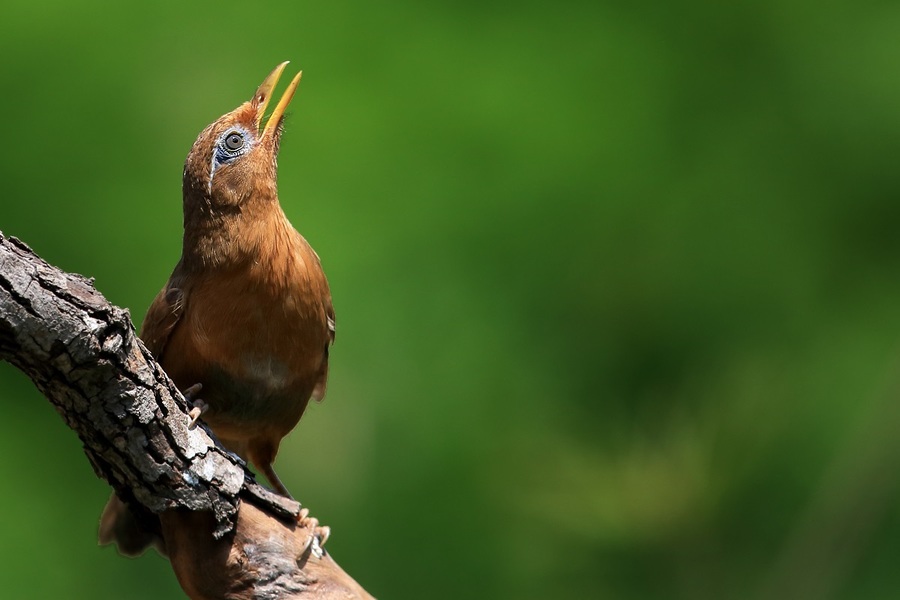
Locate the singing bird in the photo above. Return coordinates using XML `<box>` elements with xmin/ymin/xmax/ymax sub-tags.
<box><xmin>100</xmin><ymin>62</ymin><xmax>335</xmax><ymax>554</ymax></box>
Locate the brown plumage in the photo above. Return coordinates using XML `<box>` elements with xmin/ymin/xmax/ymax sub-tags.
<box><xmin>99</xmin><ymin>62</ymin><xmax>334</xmax><ymax>554</ymax></box>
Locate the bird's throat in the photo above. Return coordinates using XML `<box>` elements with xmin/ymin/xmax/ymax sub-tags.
<box><xmin>180</xmin><ymin>199</ymin><xmax>297</xmax><ymax>275</ymax></box>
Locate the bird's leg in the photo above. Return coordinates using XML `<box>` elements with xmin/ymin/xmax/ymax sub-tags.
<box><xmin>182</xmin><ymin>382</ymin><xmax>203</xmax><ymax>401</ymax></box>
<box><xmin>181</xmin><ymin>383</ymin><xmax>208</xmax><ymax>428</ymax></box>
<box><xmin>259</xmin><ymin>462</ymin><xmax>293</xmax><ymax>499</ymax></box>
<box><xmin>258</xmin><ymin>460</ymin><xmax>329</xmax><ymax>544</ymax></box>
<box><xmin>251</xmin><ymin>446</ymin><xmax>329</xmax><ymax>545</ymax></box>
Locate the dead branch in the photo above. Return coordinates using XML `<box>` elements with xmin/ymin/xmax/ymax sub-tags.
<box><xmin>0</xmin><ymin>232</ymin><xmax>374</xmax><ymax>600</ymax></box>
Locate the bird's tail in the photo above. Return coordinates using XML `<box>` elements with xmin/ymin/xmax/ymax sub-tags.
<box><xmin>98</xmin><ymin>493</ymin><xmax>167</xmax><ymax>557</ymax></box>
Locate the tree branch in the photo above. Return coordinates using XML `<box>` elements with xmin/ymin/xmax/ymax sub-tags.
<box><xmin>0</xmin><ymin>232</ymin><xmax>374</xmax><ymax>600</ymax></box>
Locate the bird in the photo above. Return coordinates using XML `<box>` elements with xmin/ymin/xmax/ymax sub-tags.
<box><xmin>99</xmin><ymin>62</ymin><xmax>335</xmax><ymax>555</ymax></box>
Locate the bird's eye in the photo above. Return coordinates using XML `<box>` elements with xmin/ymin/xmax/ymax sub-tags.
<box><xmin>224</xmin><ymin>132</ymin><xmax>244</xmax><ymax>151</ymax></box>
<box><xmin>211</xmin><ymin>128</ymin><xmax>250</xmax><ymax>176</ymax></box>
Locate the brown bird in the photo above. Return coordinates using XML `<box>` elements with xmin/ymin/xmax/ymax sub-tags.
<box><xmin>100</xmin><ymin>62</ymin><xmax>335</xmax><ymax>554</ymax></box>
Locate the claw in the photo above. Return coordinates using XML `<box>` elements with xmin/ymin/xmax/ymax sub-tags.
<box><xmin>181</xmin><ymin>383</ymin><xmax>207</xmax><ymax>428</ymax></box>
<box><xmin>187</xmin><ymin>399</ymin><xmax>209</xmax><ymax>428</ymax></box>
<box><xmin>297</xmin><ymin>508</ymin><xmax>330</xmax><ymax>555</ymax></box>
<box><xmin>316</xmin><ymin>525</ymin><xmax>331</xmax><ymax>546</ymax></box>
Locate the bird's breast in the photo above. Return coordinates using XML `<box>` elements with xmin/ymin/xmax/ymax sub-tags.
<box><xmin>173</xmin><ymin>243</ymin><xmax>330</xmax><ymax>430</ymax></box>
<box><xmin>188</xmin><ymin>271</ymin><xmax>327</xmax><ymax>377</ymax></box>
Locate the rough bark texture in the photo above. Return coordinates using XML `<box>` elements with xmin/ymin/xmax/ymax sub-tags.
<box><xmin>0</xmin><ymin>232</ymin><xmax>373</xmax><ymax>599</ymax></box>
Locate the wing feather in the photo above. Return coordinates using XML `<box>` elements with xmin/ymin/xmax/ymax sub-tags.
<box><xmin>311</xmin><ymin>301</ymin><xmax>335</xmax><ymax>403</ymax></box>
<box><xmin>139</xmin><ymin>280</ymin><xmax>185</xmax><ymax>362</ymax></box>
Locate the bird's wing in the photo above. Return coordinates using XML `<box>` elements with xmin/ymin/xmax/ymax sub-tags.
<box><xmin>139</xmin><ymin>277</ymin><xmax>185</xmax><ymax>362</ymax></box>
<box><xmin>326</xmin><ymin>303</ymin><xmax>336</xmax><ymax>345</ymax></box>
<box><xmin>311</xmin><ymin>301</ymin><xmax>335</xmax><ymax>403</ymax></box>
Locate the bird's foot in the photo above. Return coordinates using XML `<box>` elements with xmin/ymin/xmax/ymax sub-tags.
<box><xmin>182</xmin><ymin>383</ymin><xmax>208</xmax><ymax>428</ymax></box>
<box><xmin>298</xmin><ymin>507</ymin><xmax>330</xmax><ymax>556</ymax></box>
<box><xmin>182</xmin><ymin>382</ymin><xmax>203</xmax><ymax>402</ymax></box>
<box><xmin>187</xmin><ymin>400</ymin><xmax>208</xmax><ymax>428</ymax></box>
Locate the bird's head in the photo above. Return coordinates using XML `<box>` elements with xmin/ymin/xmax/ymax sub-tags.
<box><xmin>182</xmin><ymin>62</ymin><xmax>302</xmax><ymax>210</ymax></box>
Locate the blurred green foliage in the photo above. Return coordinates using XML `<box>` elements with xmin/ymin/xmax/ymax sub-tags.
<box><xmin>2</xmin><ymin>0</ymin><xmax>900</xmax><ymax>598</ymax></box>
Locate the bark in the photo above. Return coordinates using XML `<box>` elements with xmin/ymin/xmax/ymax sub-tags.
<box><xmin>0</xmin><ymin>232</ymin><xmax>373</xmax><ymax>599</ymax></box>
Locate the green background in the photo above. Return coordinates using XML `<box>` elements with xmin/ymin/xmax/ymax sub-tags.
<box><xmin>3</xmin><ymin>0</ymin><xmax>900</xmax><ymax>598</ymax></box>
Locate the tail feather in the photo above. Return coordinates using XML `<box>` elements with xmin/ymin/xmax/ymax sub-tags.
<box><xmin>98</xmin><ymin>493</ymin><xmax>167</xmax><ymax>557</ymax></box>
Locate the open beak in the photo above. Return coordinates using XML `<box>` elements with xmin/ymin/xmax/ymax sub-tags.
<box><xmin>252</xmin><ymin>61</ymin><xmax>303</xmax><ymax>139</ymax></box>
